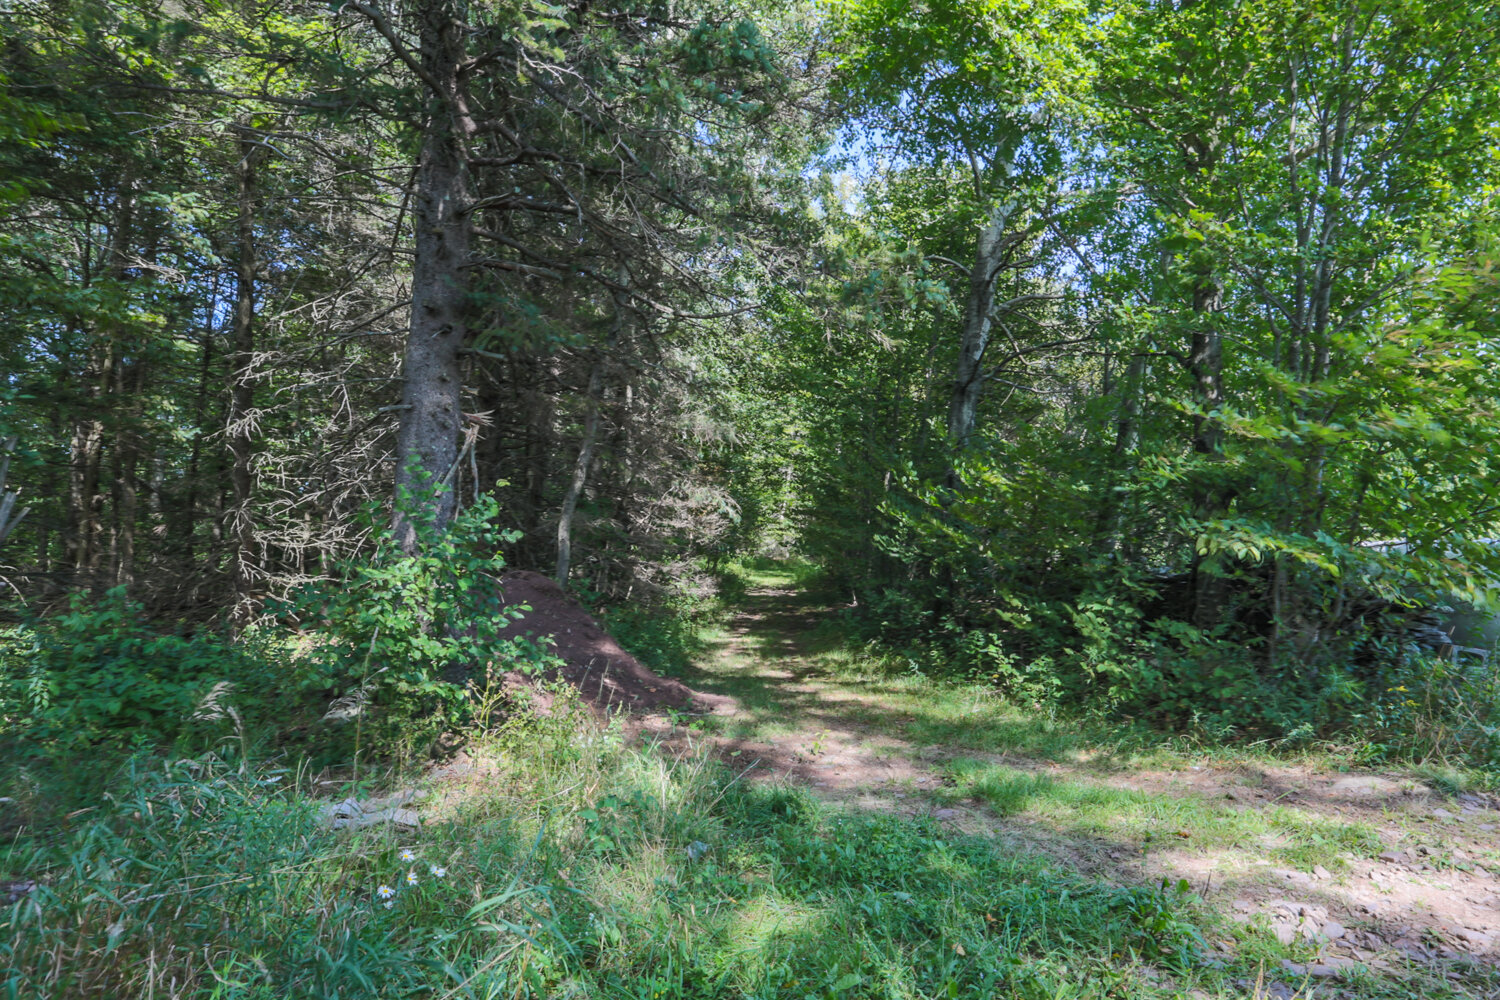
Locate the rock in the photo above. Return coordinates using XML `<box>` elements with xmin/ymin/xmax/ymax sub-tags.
<box><xmin>1329</xmin><ymin>776</ymin><xmax>1401</xmax><ymax>798</ymax></box>
<box><xmin>1273</xmin><ymin>923</ymin><xmax>1298</xmax><ymax>945</ymax></box>
<box><xmin>1313</xmin><ymin>864</ymin><xmax>1332</xmax><ymax>880</ymax></box>
<box><xmin>1</xmin><ymin>881</ymin><xmax>36</xmax><ymax>905</ymax></box>
<box><xmin>322</xmin><ymin>798</ymin><xmax>362</xmax><ymax>819</ymax></box>
<box><xmin>1233</xmin><ymin>898</ymin><xmax>1254</xmax><ymax>913</ymax></box>
<box><xmin>320</xmin><ymin>790</ymin><xmax>424</xmax><ymax>829</ymax></box>
<box><xmin>933</xmin><ymin>808</ymin><xmax>959</xmax><ymax>820</ymax></box>
<box><xmin>331</xmin><ymin>807</ymin><xmax>421</xmax><ymax>830</ymax></box>
<box><xmin>1322</xmin><ymin>920</ymin><xmax>1346</xmax><ymax>940</ymax></box>
<box><xmin>1378</xmin><ymin>850</ymin><xmax>1404</xmax><ymax>863</ymax></box>
<box><xmin>1238</xmin><ymin>978</ymin><xmax>1295</xmax><ymax>999</ymax></box>
<box><xmin>364</xmin><ymin>788</ymin><xmax>422</xmax><ymax>810</ymax></box>
<box><xmin>1432</xmin><ymin>807</ymin><xmax>1457</xmax><ymax>820</ymax></box>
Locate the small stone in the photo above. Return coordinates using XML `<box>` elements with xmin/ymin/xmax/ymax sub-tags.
<box><xmin>1274</xmin><ymin>924</ymin><xmax>1297</xmax><ymax>945</ymax></box>
<box><xmin>1480</xmin><ymin>823</ymin><xmax>1497</xmax><ymax>832</ymax></box>
<box><xmin>1233</xmin><ymin>898</ymin><xmax>1253</xmax><ymax>913</ymax></box>
<box><xmin>1432</xmin><ymin>807</ymin><xmax>1457</xmax><ymax>820</ymax></box>
<box><xmin>0</xmin><ymin>881</ymin><xmax>36</xmax><ymax>905</ymax></box>
<box><xmin>933</xmin><ymin>808</ymin><xmax>959</xmax><ymax>820</ymax></box>
<box><xmin>1378</xmin><ymin>851</ymin><xmax>1403</xmax><ymax>863</ymax></box>
<box><xmin>1322</xmin><ymin>920</ymin><xmax>1346</xmax><ymax>940</ymax></box>
<box><xmin>1313</xmin><ymin>864</ymin><xmax>1332</xmax><ymax>880</ymax></box>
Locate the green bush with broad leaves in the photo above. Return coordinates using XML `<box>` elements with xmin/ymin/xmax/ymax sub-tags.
<box><xmin>0</xmin><ymin>494</ymin><xmax>556</xmax><ymax>759</ymax></box>
<box><xmin>0</xmin><ymin>590</ymin><xmax>286</xmax><ymax>754</ymax></box>
<box><xmin>281</xmin><ymin>493</ymin><xmax>558</xmax><ymax>734</ymax></box>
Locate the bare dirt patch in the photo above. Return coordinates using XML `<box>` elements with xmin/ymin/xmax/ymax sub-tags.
<box><xmin>495</xmin><ymin>570</ymin><xmax>733</xmax><ymax>717</ymax></box>
<box><xmin>647</xmin><ymin>584</ymin><xmax>1500</xmax><ymax>980</ymax></box>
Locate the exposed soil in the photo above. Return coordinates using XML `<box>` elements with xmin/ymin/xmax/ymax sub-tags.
<box><xmin>494</xmin><ymin>570</ymin><xmax>733</xmax><ymax>717</ymax></box>
<box><xmin>488</xmin><ymin>575</ymin><xmax>1500</xmax><ymax>985</ymax></box>
<box><xmin>632</xmin><ymin>584</ymin><xmax>1500</xmax><ymax>985</ymax></box>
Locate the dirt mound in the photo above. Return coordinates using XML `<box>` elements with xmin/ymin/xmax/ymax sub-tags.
<box><xmin>495</xmin><ymin>570</ymin><xmax>728</xmax><ymax>717</ymax></box>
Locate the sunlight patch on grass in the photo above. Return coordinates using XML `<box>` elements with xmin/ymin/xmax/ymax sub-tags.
<box><xmin>936</xmin><ymin>760</ymin><xmax>1383</xmax><ymax>871</ymax></box>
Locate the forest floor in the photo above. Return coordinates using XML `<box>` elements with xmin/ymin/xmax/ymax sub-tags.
<box><xmin>642</xmin><ymin>569</ymin><xmax>1500</xmax><ymax>996</ymax></box>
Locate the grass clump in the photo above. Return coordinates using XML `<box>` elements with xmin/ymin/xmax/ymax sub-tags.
<box><xmin>935</xmin><ymin>761</ymin><xmax>1383</xmax><ymax>872</ymax></box>
<box><xmin>7</xmin><ymin>691</ymin><xmax>1493</xmax><ymax>999</ymax></box>
<box><xmin>2</xmin><ymin>695</ymin><xmax>1241</xmax><ymax>1000</ymax></box>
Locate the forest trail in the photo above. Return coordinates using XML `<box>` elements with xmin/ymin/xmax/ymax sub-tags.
<box><xmin>647</xmin><ymin>577</ymin><xmax>1500</xmax><ymax>979</ymax></box>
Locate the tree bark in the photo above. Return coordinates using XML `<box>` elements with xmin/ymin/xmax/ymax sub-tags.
<box><xmin>1188</xmin><ymin>271</ymin><xmax>1227</xmax><ymax>629</ymax></box>
<box><xmin>227</xmin><ymin>127</ymin><xmax>262</xmax><ymax>621</ymax></box>
<box><xmin>67</xmin><ymin>183</ymin><xmax>134</xmax><ymax>588</ymax></box>
<box><xmin>555</xmin><ymin>358</ymin><xmax>605</xmax><ymax>588</ymax></box>
<box><xmin>556</xmin><ymin>293</ymin><xmax>624</xmax><ymax>587</ymax></box>
<box><xmin>946</xmin><ymin>201</ymin><xmax>1016</xmax><ymax>451</ymax></box>
<box><xmin>392</xmin><ymin>0</ymin><xmax>474</xmax><ymax>552</ymax></box>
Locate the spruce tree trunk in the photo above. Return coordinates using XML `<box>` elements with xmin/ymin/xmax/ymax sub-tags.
<box><xmin>68</xmin><ymin>184</ymin><xmax>134</xmax><ymax>588</ymax></box>
<box><xmin>555</xmin><ymin>360</ymin><xmax>604</xmax><ymax>588</ymax></box>
<box><xmin>393</xmin><ymin>0</ymin><xmax>473</xmax><ymax>552</ymax></box>
<box><xmin>227</xmin><ymin>128</ymin><xmax>261</xmax><ymax>619</ymax></box>
<box><xmin>556</xmin><ymin>293</ymin><xmax>624</xmax><ymax>587</ymax></box>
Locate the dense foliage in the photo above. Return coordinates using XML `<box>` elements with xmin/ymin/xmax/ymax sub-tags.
<box><xmin>2</xmin><ymin>0</ymin><xmax>1499</xmax><ymax>784</ymax></box>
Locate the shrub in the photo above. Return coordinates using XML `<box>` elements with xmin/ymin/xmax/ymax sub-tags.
<box><xmin>280</xmin><ymin>494</ymin><xmax>557</xmax><ymax>740</ymax></box>
<box><xmin>0</xmin><ymin>590</ymin><xmax>286</xmax><ymax>755</ymax></box>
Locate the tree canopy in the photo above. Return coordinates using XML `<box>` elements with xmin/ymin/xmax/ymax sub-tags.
<box><xmin>2</xmin><ymin>0</ymin><xmax>1499</xmax><ymax>739</ymax></box>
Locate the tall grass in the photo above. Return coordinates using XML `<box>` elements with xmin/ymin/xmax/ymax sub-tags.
<box><xmin>3</xmin><ymin>692</ymin><xmax>1488</xmax><ymax>999</ymax></box>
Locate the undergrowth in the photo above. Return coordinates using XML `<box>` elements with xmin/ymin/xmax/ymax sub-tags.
<box><xmin>5</xmin><ymin>690</ymin><xmax>1493</xmax><ymax>997</ymax></box>
<box><xmin>0</xmin><ymin>690</ymin><xmax>1281</xmax><ymax>999</ymax></box>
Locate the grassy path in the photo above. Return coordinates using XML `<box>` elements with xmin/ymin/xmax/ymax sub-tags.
<box><xmin>648</xmin><ymin>567</ymin><xmax>1500</xmax><ymax>995</ymax></box>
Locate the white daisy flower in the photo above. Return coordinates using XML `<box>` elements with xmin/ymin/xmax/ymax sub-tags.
<box><xmin>429</xmin><ymin>865</ymin><xmax>448</xmax><ymax>878</ymax></box>
<box><xmin>377</xmin><ymin>885</ymin><xmax>395</xmax><ymax>900</ymax></box>
<box><xmin>399</xmin><ymin>848</ymin><xmax>416</xmax><ymax>862</ymax></box>
<box><xmin>406</xmin><ymin>870</ymin><xmax>419</xmax><ymax>886</ymax></box>
<box><xmin>383</xmin><ymin>899</ymin><xmax>394</xmax><ymax>909</ymax></box>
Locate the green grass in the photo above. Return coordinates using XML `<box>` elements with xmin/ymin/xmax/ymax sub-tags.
<box><xmin>933</xmin><ymin>760</ymin><xmax>1384</xmax><ymax>871</ymax></box>
<box><xmin>7</xmin><ymin>695</ymin><xmax>1495</xmax><ymax>998</ymax></box>
<box><xmin>655</xmin><ymin>570</ymin><xmax>1500</xmax><ymax>793</ymax></box>
<box><xmin>9</xmin><ymin>564</ymin><xmax>1495</xmax><ymax>998</ymax></box>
